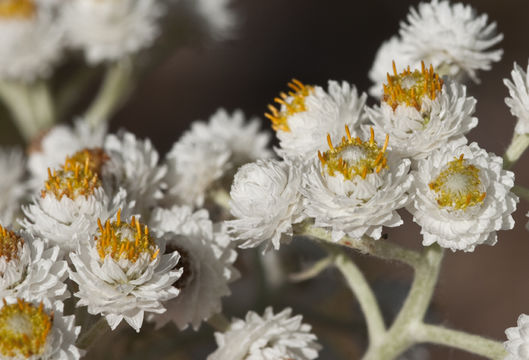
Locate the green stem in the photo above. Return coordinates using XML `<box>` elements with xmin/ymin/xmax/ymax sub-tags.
<box><xmin>415</xmin><ymin>324</ymin><xmax>507</xmax><ymax>359</ymax></box>
<box><xmin>294</xmin><ymin>220</ymin><xmax>422</xmax><ymax>267</ymax></box>
<box><xmin>503</xmin><ymin>133</ymin><xmax>529</xmax><ymax>169</ymax></box>
<box><xmin>330</xmin><ymin>246</ymin><xmax>386</xmax><ymax>345</ymax></box>
<box><xmin>85</xmin><ymin>57</ymin><xmax>134</xmax><ymax>128</ymax></box>
<box><xmin>289</xmin><ymin>255</ymin><xmax>333</xmax><ymax>282</ymax></box>
<box><xmin>207</xmin><ymin>313</ymin><xmax>231</xmax><ymax>332</ymax></box>
<box><xmin>76</xmin><ymin>317</ymin><xmax>109</xmax><ymax>349</ymax></box>
<box><xmin>513</xmin><ymin>184</ymin><xmax>529</xmax><ymax>203</ymax></box>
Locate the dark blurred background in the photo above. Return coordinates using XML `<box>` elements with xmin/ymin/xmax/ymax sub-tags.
<box><xmin>3</xmin><ymin>0</ymin><xmax>529</xmax><ymax>359</ymax></box>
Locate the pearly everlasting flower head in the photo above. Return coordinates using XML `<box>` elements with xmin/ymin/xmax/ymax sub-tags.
<box><xmin>398</xmin><ymin>0</ymin><xmax>502</xmax><ymax>82</ymax></box>
<box><xmin>194</xmin><ymin>0</ymin><xmax>237</xmax><ymax>40</ymax></box>
<box><xmin>208</xmin><ymin>307</ymin><xmax>320</xmax><ymax>360</ymax></box>
<box><xmin>69</xmin><ymin>211</ymin><xmax>182</xmax><ymax>332</ymax></box>
<box><xmin>0</xmin><ymin>0</ymin><xmax>64</xmax><ymax>82</ymax></box>
<box><xmin>183</xmin><ymin>108</ymin><xmax>272</xmax><ymax>169</ymax></box>
<box><xmin>504</xmin><ymin>61</ymin><xmax>529</xmax><ymax>135</ymax></box>
<box><xmin>28</xmin><ymin>119</ymin><xmax>106</xmax><ymax>190</ymax></box>
<box><xmin>149</xmin><ymin>206</ymin><xmax>239</xmax><ymax>330</ymax></box>
<box><xmin>0</xmin><ymin>225</ymin><xmax>68</xmax><ymax>302</ymax></box>
<box><xmin>407</xmin><ymin>142</ymin><xmax>517</xmax><ymax>252</ymax></box>
<box><xmin>103</xmin><ymin>131</ymin><xmax>167</xmax><ymax>218</ymax></box>
<box><xmin>227</xmin><ymin>159</ymin><xmax>304</xmax><ymax>251</ymax></box>
<box><xmin>0</xmin><ymin>147</ymin><xmax>27</xmax><ymax>226</ymax></box>
<box><xmin>302</xmin><ymin>127</ymin><xmax>412</xmax><ymax>242</ymax></box>
<box><xmin>367</xmin><ymin>62</ymin><xmax>477</xmax><ymax>162</ymax></box>
<box><xmin>60</xmin><ymin>0</ymin><xmax>164</xmax><ymax>64</ymax></box>
<box><xmin>164</xmin><ymin>130</ymin><xmax>231</xmax><ymax>208</ymax></box>
<box><xmin>22</xmin><ymin>148</ymin><xmax>126</xmax><ymax>255</ymax></box>
<box><xmin>505</xmin><ymin>314</ymin><xmax>529</xmax><ymax>360</ymax></box>
<box><xmin>267</xmin><ymin>79</ymin><xmax>368</xmax><ymax>163</ymax></box>
<box><xmin>0</xmin><ymin>297</ymin><xmax>81</xmax><ymax>360</ymax></box>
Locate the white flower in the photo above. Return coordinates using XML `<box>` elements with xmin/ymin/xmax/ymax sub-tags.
<box><xmin>0</xmin><ymin>0</ymin><xmax>64</xmax><ymax>82</ymax></box>
<box><xmin>60</xmin><ymin>0</ymin><xmax>164</xmax><ymax>64</ymax></box>
<box><xmin>227</xmin><ymin>159</ymin><xmax>304</xmax><ymax>250</ymax></box>
<box><xmin>22</xmin><ymin>149</ymin><xmax>127</xmax><ymax>255</ymax></box>
<box><xmin>194</xmin><ymin>0</ymin><xmax>237</xmax><ymax>39</ymax></box>
<box><xmin>407</xmin><ymin>142</ymin><xmax>517</xmax><ymax>252</ymax></box>
<box><xmin>399</xmin><ymin>0</ymin><xmax>502</xmax><ymax>82</ymax></box>
<box><xmin>184</xmin><ymin>108</ymin><xmax>272</xmax><ymax>167</ymax></box>
<box><xmin>267</xmin><ymin>79</ymin><xmax>368</xmax><ymax>163</ymax></box>
<box><xmin>0</xmin><ymin>148</ymin><xmax>26</xmax><ymax>226</ymax></box>
<box><xmin>28</xmin><ymin>119</ymin><xmax>106</xmax><ymax>190</ymax></box>
<box><xmin>103</xmin><ymin>131</ymin><xmax>167</xmax><ymax>217</ymax></box>
<box><xmin>208</xmin><ymin>307</ymin><xmax>320</xmax><ymax>360</ymax></box>
<box><xmin>368</xmin><ymin>36</ymin><xmax>415</xmax><ymax>98</ymax></box>
<box><xmin>69</xmin><ymin>214</ymin><xmax>182</xmax><ymax>332</ymax></box>
<box><xmin>0</xmin><ymin>297</ymin><xmax>81</xmax><ymax>360</ymax></box>
<box><xmin>367</xmin><ymin>62</ymin><xmax>477</xmax><ymax>162</ymax></box>
<box><xmin>149</xmin><ymin>206</ymin><xmax>239</xmax><ymax>330</ymax></box>
<box><xmin>504</xmin><ymin>61</ymin><xmax>529</xmax><ymax>135</ymax></box>
<box><xmin>164</xmin><ymin>132</ymin><xmax>231</xmax><ymax>208</ymax></box>
<box><xmin>0</xmin><ymin>227</ymin><xmax>68</xmax><ymax>302</ymax></box>
<box><xmin>302</xmin><ymin>129</ymin><xmax>412</xmax><ymax>242</ymax></box>
<box><xmin>505</xmin><ymin>314</ymin><xmax>529</xmax><ymax>360</ymax></box>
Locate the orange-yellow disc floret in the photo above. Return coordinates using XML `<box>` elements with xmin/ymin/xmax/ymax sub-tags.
<box><xmin>265</xmin><ymin>79</ymin><xmax>314</xmax><ymax>132</ymax></box>
<box><xmin>42</xmin><ymin>148</ymin><xmax>108</xmax><ymax>200</ymax></box>
<box><xmin>429</xmin><ymin>154</ymin><xmax>486</xmax><ymax>211</ymax></box>
<box><xmin>318</xmin><ymin>126</ymin><xmax>389</xmax><ymax>181</ymax></box>
<box><xmin>95</xmin><ymin>210</ymin><xmax>160</xmax><ymax>263</ymax></box>
<box><xmin>383</xmin><ymin>61</ymin><xmax>444</xmax><ymax>111</ymax></box>
<box><xmin>0</xmin><ymin>299</ymin><xmax>52</xmax><ymax>358</ymax></box>
<box><xmin>0</xmin><ymin>0</ymin><xmax>35</xmax><ymax>19</ymax></box>
<box><xmin>0</xmin><ymin>225</ymin><xmax>23</xmax><ymax>263</ymax></box>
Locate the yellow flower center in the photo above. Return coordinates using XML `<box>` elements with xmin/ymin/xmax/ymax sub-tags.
<box><xmin>95</xmin><ymin>210</ymin><xmax>159</xmax><ymax>263</ymax></box>
<box><xmin>0</xmin><ymin>0</ymin><xmax>35</xmax><ymax>19</ymax></box>
<box><xmin>42</xmin><ymin>148</ymin><xmax>108</xmax><ymax>200</ymax></box>
<box><xmin>429</xmin><ymin>154</ymin><xmax>486</xmax><ymax>211</ymax></box>
<box><xmin>0</xmin><ymin>225</ymin><xmax>23</xmax><ymax>263</ymax></box>
<box><xmin>0</xmin><ymin>299</ymin><xmax>52</xmax><ymax>358</ymax></box>
<box><xmin>383</xmin><ymin>61</ymin><xmax>443</xmax><ymax>111</ymax></box>
<box><xmin>318</xmin><ymin>126</ymin><xmax>389</xmax><ymax>180</ymax></box>
<box><xmin>265</xmin><ymin>79</ymin><xmax>314</xmax><ymax>132</ymax></box>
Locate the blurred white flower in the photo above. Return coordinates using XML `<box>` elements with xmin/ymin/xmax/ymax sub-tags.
<box><xmin>399</xmin><ymin>0</ymin><xmax>502</xmax><ymax>82</ymax></box>
<box><xmin>0</xmin><ymin>0</ymin><xmax>64</xmax><ymax>82</ymax></box>
<box><xmin>103</xmin><ymin>131</ymin><xmax>167</xmax><ymax>217</ymax></box>
<box><xmin>227</xmin><ymin>159</ymin><xmax>304</xmax><ymax>251</ymax></box>
<box><xmin>0</xmin><ymin>226</ymin><xmax>68</xmax><ymax>302</ymax></box>
<box><xmin>208</xmin><ymin>307</ymin><xmax>320</xmax><ymax>360</ymax></box>
<box><xmin>28</xmin><ymin>119</ymin><xmax>106</xmax><ymax>190</ymax></box>
<box><xmin>505</xmin><ymin>61</ymin><xmax>529</xmax><ymax>135</ymax></box>
<box><xmin>407</xmin><ymin>142</ymin><xmax>517</xmax><ymax>252</ymax></box>
<box><xmin>0</xmin><ymin>147</ymin><xmax>26</xmax><ymax>226</ymax></box>
<box><xmin>505</xmin><ymin>314</ymin><xmax>529</xmax><ymax>360</ymax></box>
<box><xmin>69</xmin><ymin>214</ymin><xmax>182</xmax><ymax>332</ymax></box>
<box><xmin>22</xmin><ymin>148</ymin><xmax>127</xmax><ymax>255</ymax></box>
<box><xmin>302</xmin><ymin>128</ymin><xmax>412</xmax><ymax>242</ymax></box>
<box><xmin>60</xmin><ymin>0</ymin><xmax>163</xmax><ymax>64</ymax></box>
<box><xmin>0</xmin><ymin>297</ymin><xmax>81</xmax><ymax>360</ymax></box>
<box><xmin>194</xmin><ymin>0</ymin><xmax>237</xmax><ymax>39</ymax></box>
<box><xmin>367</xmin><ymin>62</ymin><xmax>477</xmax><ymax>162</ymax></box>
<box><xmin>268</xmin><ymin>79</ymin><xmax>368</xmax><ymax>162</ymax></box>
<box><xmin>149</xmin><ymin>206</ymin><xmax>239</xmax><ymax>330</ymax></box>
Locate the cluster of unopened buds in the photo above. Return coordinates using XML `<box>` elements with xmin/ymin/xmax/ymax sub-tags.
<box><xmin>3</xmin><ymin>0</ymin><xmax>529</xmax><ymax>359</ymax></box>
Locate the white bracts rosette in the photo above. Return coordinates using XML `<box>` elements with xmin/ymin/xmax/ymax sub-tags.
<box><xmin>227</xmin><ymin>159</ymin><xmax>305</xmax><ymax>251</ymax></box>
<box><xmin>149</xmin><ymin>205</ymin><xmax>239</xmax><ymax>330</ymax></box>
<box><xmin>208</xmin><ymin>307</ymin><xmax>320</xmax><ymax>360</ymax></box>
<box><xmin>504</xmin><ymin>61</ymin><xmax>529</xmax><ymax>135</ymax></box>
<box><xmin>0</xmin><ymin>147</ymin><xmax>27</xmax><ymax>226</ymax></box>
<box><xmin>505</xmin><ymin>314</ymin><xmax>529</xmax><ymax>360</ymax></box>
<box><xmin>0</xmin><ymin>297</ymin><xmax>81</xmax><ymax>360</ymax></box>
<box><xmin>268</xmin><ymin>79</ymin><xmax>368</xmax><ymax>163</ymax></box>
<box><xmin>407</xmin><ymin>142</ymin><xmax>517</xmax><ymax>252</ymax></box>
<box><xmin>69</xmin><ymin>214</ymin><xmax>182</xmax><ymax>332</ymax></box>
<box><xmin>60</xmin><ymin>0</ymin><xmax>164</xmax><ymax>64</ymax></box>
<box><xmin>0</xmin><ymin>227</ymin><xmax>68</xmax><ymax>302</ymax></box>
